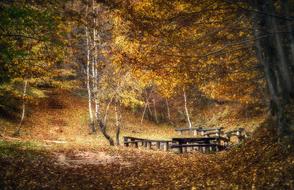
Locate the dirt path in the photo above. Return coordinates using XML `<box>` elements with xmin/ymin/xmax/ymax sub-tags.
<box><xmin>55</xmin><ymin>151</ymin><xmax>131</xmax><ymax>168</ymax></box>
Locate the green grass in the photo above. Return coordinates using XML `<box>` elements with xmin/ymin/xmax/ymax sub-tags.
<box><xmin>0</xmin><ymin>140</ymin><xmax>42</xmax><ymax>158</ymax></box>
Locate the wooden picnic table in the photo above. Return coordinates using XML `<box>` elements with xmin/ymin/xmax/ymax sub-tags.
<box><xmin>175</xmin><ymin>127</ymin><xmax>224</xmax><ymax>136</ymax></box>
<box><xmin>123</xmin><ymin>136</ymin><xmax>230</xmax><ymax>153</ymax></box>
<box><xmin>171</xmin><ymin>137</ymin><xmax>228</xmax><ymax>153</ymax></box>
<box><xmin>123</xmin><ymin>136</ymin><xmax>172</xmax><ymax>151</ymax></box>
<box><xmin>172</xmin><ymin>137</ymin><xmax>227</xmax><ymax>144</ymax></box>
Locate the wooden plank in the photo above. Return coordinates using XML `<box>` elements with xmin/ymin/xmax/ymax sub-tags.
<box><xmin>172</xmin><ymin>137</ymin><xmax>219</xmax><ymax>144</ymax></box>
<box><xmin>175</xmin><ymin>127</ymin><xmax>202</xmax><ymax>131</ymax></box>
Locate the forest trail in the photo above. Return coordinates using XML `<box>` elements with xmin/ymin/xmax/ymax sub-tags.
<box><xmin>0</xmin><ymin>140</ymin><xmax>221</xmax><ymax>189</ymax></box>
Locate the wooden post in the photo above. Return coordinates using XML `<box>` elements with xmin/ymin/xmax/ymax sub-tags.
<box><xmin>178</xmin><ymin>146</ymin><xmax>183</xmax><ymax>153</ymax></box>
<box><xmin>195</xmin><ymin>146</ymin><xmax>199</xmax><ymax>151</ymax></box>
<box><xmin>156</xmin><ymin>142</ymin><xmax>160</xmax><ymax>149</ymax></box>
<box><xmin>193</xmin><ymin>130</ymin><xmax>197</xmax><ymax>136</ymax></box>
<box><xmin>124</xmin><ymin>137</ymin><xmax>129</xmax><ymax>147</ymax></box>
<box><xmin>183</xmin><ymin>146</ymin><xmax>188</xmax><ymax>153</ymax></box>
<box><xmin>147</xmin><ymin>141</ymin><xmax>151</xmax><ymax>149</ymax></box>
<box><xmin>164</xmin><ymin>142</ymin><xmax>169</xmax><ymax>151</ymax></box>
<box><xmin>202</xmin><ymin>146</ymin><xmax>206</xmax><ymax>153</ymax></box>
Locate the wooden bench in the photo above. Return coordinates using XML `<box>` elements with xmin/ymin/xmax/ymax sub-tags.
<box><xmin>123</xmin><ymin>136</ymin><xmax>172</xmax><ymax>151</ymax></box>
<box><xmin>123</xmin><ymin>136</ymin><xmax>145</xmax><ymax>147</ymax></box>
<box><xmin>123</xmin><ymin>136</ymin><xmax>230</xmax><ymax>153</ymax></box>
<box><xmin>199</xmin><ymin>127</ymin><xmax>224</xmax><ymax>137</ymax></box>
<box><xmin>175</xmin><ymin>127</ymin><xmax>203</xmax><ymax>136</ymax></box>
<box><xmin>172</xmin><ymin>137</ymin><xmax>228</xmax><ymax>153</ymax></box>
<box><xmin>175</xmin><ymin>127</ymin><xmax>224</xmax><ymax>137</ymax></box>
<box><xmin>172</xmin><ymin>137</ymin><xmax>226</xmax><ymax>144</ymax></box>
<box><xmin>171</xmin><ymin>143</ymin><xmax>224</xmax><ymax>153</ymax></box>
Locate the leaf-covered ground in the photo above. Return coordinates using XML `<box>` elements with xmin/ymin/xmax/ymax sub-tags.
<box><xmin>1</xmin><ymin>127</ymin><xmax>294</xmax><ymax>190</ymax></box>
<box><xmin>0</xmin><ymin>91</ymin><xmax>293</xmax><ymax>189</ymax></box>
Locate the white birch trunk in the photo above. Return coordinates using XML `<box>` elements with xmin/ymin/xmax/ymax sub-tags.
<box><xmin>92</xmin><ymin>0</ymin><xmax>97</xmax><ymax>89</ymax></box>
<box><xmin>85</xmin><ymin>26</ymin><xmax>94</xmax><ymax>131</ymax></box>
<box><xmin>183</xmin><ymin>88</ymin><xmax>192</xmax><ymax>128</ymax></box>
<box><xmin>14</xmin><ymin>80</ymin><xmax>28</xmax><ymax>135</ymax></box>
<box><xmin>114</xmin><ymin>102</ymin><xmax>121</xmax><ymax>146</ymax></box>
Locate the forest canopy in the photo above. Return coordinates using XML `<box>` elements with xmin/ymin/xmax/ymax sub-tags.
<box><xmin>0</xmin><ymin>0</ymin><xmax>294</xmax><ymax>189</ymax></box>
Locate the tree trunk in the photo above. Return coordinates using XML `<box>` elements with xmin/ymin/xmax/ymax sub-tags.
<box><xmin>252</xmin><ymin>0</ymin><xmax>288</xmax><ymax>136</ymax></box>
<box><xmin>14</xmin><ymin>80</ymin><xmax>28</xmax><ymax>136</ymax></box>
<box><xmin>141</xmin><ymin>90</ymin><xmax>152</xmax><ymax>124</ymax></box>
<box><xmin>85</xmin><ymin>26</ymin><xmax>95</xmax><ymax>133</ymax></box>
<box><xmin>281</xmin><ymin>0</ymin><xmax>294</xmax><ymax>94</ymax></box>
<box><xmin>92</xmin><ymin>0</ymin><xmax>97</xmax><ymax>89</ymax></box>
<box><xmin>268</xmin><ymin>0</ymin><xmax>293</xmax><ymax>95</ymax></box>
<box><xmin>153</xmin><ymin>98</ymin><xmax>159</xmax><ymax>124</ymax></box>
<box><xmin>103</xmin><ymin>95</ymin><xmax>114</xmax><ymax>125</ymax></box>
<box><xmin>183</xmin><ymin>88</ymin><xmax>192</xmax><ymax>128</ymax></box>
<box><xmin>165</xmin><ymin>98</ymin><xmax>171</xmax><ymax>121</ymax></box>
<box><xmin>141</xmin><ymin>102</ymin><xmax>148</xmax><ymax>124</ymax></box>
<box><xmin>114</xmin><ymin>102</ymin><xmax>121</xmax><ymax>146</ymax></box>
<box><xmin>98</xmin><ymin>120</ymin><xmax>115</xmax><ymax>146</ymax></box>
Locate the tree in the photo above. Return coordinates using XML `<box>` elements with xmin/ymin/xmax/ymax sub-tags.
<box><xmin>0</xmin><ymin>1</ymin><xmax>68</xmax><ymax>134</ymax></box>
<box><xmin>249</xmin><ymin>0</ymin><xmax>294</xmax><ymax>136</ymax></box>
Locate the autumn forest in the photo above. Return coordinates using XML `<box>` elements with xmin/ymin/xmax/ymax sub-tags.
<box><xmin>0</xmin><ymin>0</ymin><xmax>294</xmax><ymax>189</ymax></box>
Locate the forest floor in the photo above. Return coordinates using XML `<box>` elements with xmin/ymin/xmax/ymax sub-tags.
<box><xmin>0</xmin><ymin>90</ymin><xmax>294</xmax><ymax>189</ymax></box>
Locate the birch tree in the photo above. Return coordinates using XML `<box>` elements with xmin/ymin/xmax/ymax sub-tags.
<box><xmin>13</xmin><ymin>80</ymin><xmax>28</xmax><ymax>136</ymax></box>
<box><xmin>85</xmin><ymin>25</ymin><xmax>95</xmax><ymax>133</ymax></box>
<box><xmin>183</xmin><ymin>88</ymin><xmax>192</xmax><ymax>128</ymax></box>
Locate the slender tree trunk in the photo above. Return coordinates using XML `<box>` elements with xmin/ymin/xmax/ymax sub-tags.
<box><xmin>165</xmin><ymin>98</ymin><xmax>171</xmax><ymax>121</ymax></box>
<box><xmin>153</xmin><ymin>98</ymin><xmax>159</xmax><ymax>124</ymax></box>
<box><xmin>103</xmin><ymin>95</ymin><xmax>114</xmax><ymax>125</ymax></box>
<box><xmin>114</xmin><ymin>102</ymin><xmax>121</xmax><ymax>146</ymax></box>
<box><xmin>98</xmin><ymin>120</ymin><xmax>115</xmax><ymax>146</ymax></box>
<box><xmin>92</xmin><ymin>0</ymin><xmax>97</xmax><ymax>89</ymax></box>
<box><xmin>14</xmin><ymin>80</ymin><xmax>28</xmax><ymax>136</ymax></box>
<box><xmin>141</xmin><ymin>89</ymin><xmax>152</xmax><ymax>124</ymax></box>
<box><xmin>141</xmin><ymin>102</ymin><xmax>148</xmax><ymax>124</ymax></box>
<box><xmin>183</xmin><ymin>88</ymin><xmax>192</xmax><ymax>128</ymax></box>
<box><xmin>94</xmin><ymin>94</ymin><xmax>114</xmax><ymax>145</ymax></box>
<box><xmin>147</xmin><ymin>103</ymin><xmax>152</xmax><ymax>119</ymax></box>
<box><xmin>85</xmin><ymin>26</ymin><xmax>95</xmax><ymax>133</ymax></box>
